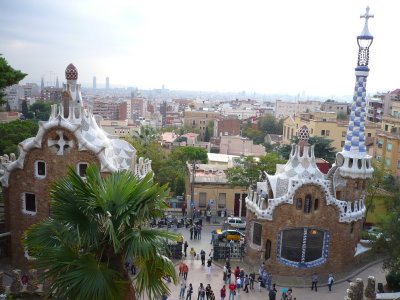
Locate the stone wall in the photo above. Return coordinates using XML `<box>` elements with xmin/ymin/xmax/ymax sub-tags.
<box><xmin>245</xmin><ymin>183</ymin><xmax>363</xmax><ymax>276</ymax></box>
<box><xmin>4</xmin><ymin>127</ymin><xmax>101</xmax><ymax>268</ymax></box>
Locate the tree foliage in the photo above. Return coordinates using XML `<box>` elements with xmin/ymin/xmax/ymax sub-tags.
<box><xmin>258</xmin><ymin>114</ymin><xmax>283</xmax><ymax>135</ymax></box>
<box><xmin>337</xmin><ymin>111</ymin><xmax>349</xmax><ymax>120</ymax></box>
<box><xmin>0</xmin><ymin>119</ymin><xmax>38</xmax><ymax>155</ymax></box>
<box><xmin>24</xmin><ymin>165</ymin><xmax>178</xmax><ymax>300</ymax></box>
<box><xmin>225</xmin><ymin>153</ymin><xmax>286</xmax><ymax>188</ymax></box>
<box><xmin>0</xmin><ymin>55</ymin><xmax>27</xmax><ymax>106</ymax></box>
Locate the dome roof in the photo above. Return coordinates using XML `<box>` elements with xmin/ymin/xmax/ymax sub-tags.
<box><xmin>65</xmin><ymin>63</ymin><xmax>78</xmax><ymax>80</ymax></box>
<box><xmin>297</xmin><ymin>125</ymin><xmax>310</xmax><ymax>141</ymax></box>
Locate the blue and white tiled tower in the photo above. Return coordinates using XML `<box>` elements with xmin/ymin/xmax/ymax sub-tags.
<box><xmin>336</xmin><ymin>7</ymin><xmax>374</xmax><ymax>179</ymax></box>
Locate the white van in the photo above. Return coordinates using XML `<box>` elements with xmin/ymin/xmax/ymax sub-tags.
<box><xmin>225</xmin><ymin>217</ymin><xmax>246</xmax><ymax>229</ymax></box>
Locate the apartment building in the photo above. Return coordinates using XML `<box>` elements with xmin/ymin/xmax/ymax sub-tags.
<box><xmin>183</xmin><ymin>110</ymin><xmax>220</xmax><ymax>140</ymax></box>
<box><xmin>275</xmin><ymin>100</ymin><xmax>322</xmax><ymax>119</ymax></box>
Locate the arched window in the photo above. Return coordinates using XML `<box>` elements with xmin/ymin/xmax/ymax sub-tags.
<box><xmin>304</xmin><ymin>195</ymin><xmax>311</xmax><ymax>214</ymax></box>
<box><xmin>252</xmin><ymin>223</ymin><xmax>262</xmax><ymax>246</ymax></box>
<box><xmin>265</xmin><ymin>240</ymin><xmax>272</xmax><ymax>260</ymax></box>
<box><xmin>296</xmin><ymin>198</ymin><xmax>302</xmax><ymax>210</ymax></box>
<box><xmin>314</xmin><ymin>198</ymin><xmax>319</xmax><ymax>211</ymax></box>
<box><xmin>278</xmin><ymin>228</ymin><xmax>329</xmax><ymax>268</ymax></box>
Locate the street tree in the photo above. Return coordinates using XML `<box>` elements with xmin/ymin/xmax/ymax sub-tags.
<box><xmin>0</xmin><ymin>55</ymin><xmax>27</xmax><ymax>106</ymax></box>
<box><xmin>24</xmin><ymin>165</ymin><xmax>178</xmax><ymax>300</ymax></box>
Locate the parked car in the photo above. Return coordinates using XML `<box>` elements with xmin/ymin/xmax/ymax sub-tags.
<box><xmin>225</xmin><ymin>217</ymin><xmax>246</xmax><ymax>229</ymax></box>
<box><xmin>216</xmin><ymin>229</ymin><xmax>245</xmax><ymax>241</ymax></box>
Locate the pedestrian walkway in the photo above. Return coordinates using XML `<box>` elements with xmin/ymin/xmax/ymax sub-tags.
<box><xmin>167</xmin><ymin>258</ymin><xmax>387</xmax><ymax>300</ymax></box>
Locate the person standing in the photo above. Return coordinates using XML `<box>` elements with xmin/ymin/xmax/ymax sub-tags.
<box><xmin>328</xmin><ymin>274</ymin><xmax>334</xmax><ymax>292</ymax></box>
<box><xmin>190</xmin><ymin>226</ymin><xmax>194</xmax><ymax>240</ymax></box>
<box><xmin>198</xmin><ymin>283</ymin><xmax>205</xmax><ymax>300</ymax></box>
<box><xmin>183</xmin><ymin>263</ymin><xmax>189</xmax><ymax>280</ymax></box>
<box><xmin>267</xmin><ymin>272</ymin><xmax>273</xmax><ymax>291</ymax></box>
<box><xmin>262</xmin><ymin>270</ymin><xmax>267</xmax><ymax>288</ymax></box>
<box><xmin>200</xmin><ymin>249</ymin><xmax>206</xmax><ymax>266</ymax></box>
<box><xmin>249</xmin><ymin>272</ymin><xmax>255</xmax><ymax>289</ymax></box>
<box><xmin>198</xmin><ymin>225</ymin><xmax>202</xmax><ymax>240</ymax></box>
<box><xmin>234</xmin><ymin>266</ymin><xmax>240</xmax><ymax>279</ymax></box>
<box><xmin>239</xmin><ymin>269</ymin><xmax>245</xmax><ymax>288</ymax></box>
<box><xmin>228</xmin><ymin>283</ymin><xmax>235</xmax><ymax>300</ymax></box>
<box><xmin>243</xmin><ymin>275</ymin><xmax>249</xmax><ymax>293</ymax></box>
<box><xmin>220</xmin><ymin>285</ymin><xmax>226</xmax><ymax>300</ymax></box>
<box><xmin>257</xmin><ymin>273</ymin><xmax>263</xmax><ymax>292</ymax></box>
<box><xmin>194</xmin><ymin>226</ymin><xmax>198</xmax><ymax>240</ymax></box>
<box><xmin>184</xmin><ymin>241</ymin><xmax>189</xmax><ymax>257</ymax></box>
<box><xmin>209</xmin><ymin>249</ymin><xmax>214</xmax><ymax>262</ymax></box>
<box><xmin>205</xmin><ymin>284</ymin><xmax>212</xmax><ymax>300</ymax></box>
<box><xmin>226</xmin><ymin>267</ymin><xmax>232</xmax><ymax>284</ymax></box>
<box><xmin>179</xmin><ymin>262</ymin><xmax>184</xmax><ymax>276</ymax></box>
<box><xmin>268</xmin><ymin>286</ymin><xmax>276</xmax><ymax>300</ymax></box>
<box><xmin>186</xmin><ymin>283</ymin><xmax>193</xmax><ymax>300</ymax></box>
<box><xmin>311</xmin><ymin>273</ymin><xmax>318</xmax><ymax>292</ymax></box>
<box><xmin>179</xmin><ymin>278</ymin><xmax>187</xmax><ymax>298</ymax></box>
<box><xmin>182</xmin><ymin>203</ymin><xmax>187</xmax><ymax>217</ymax></box>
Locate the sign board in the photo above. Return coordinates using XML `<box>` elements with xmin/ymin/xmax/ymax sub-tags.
<box><xmin>209</xmin><ymin>199</ymin><xmax>215</xmax><ymax>205</ymax></box>
<box><xmin>190</xmin><ymin>202</ymin><xmax>195</xmax><ymax>207</ymax></box>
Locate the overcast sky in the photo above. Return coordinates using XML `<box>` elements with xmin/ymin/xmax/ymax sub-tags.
<box><xmin>1</xmin><ymin>0</ymin><xmax>399</xmax><ymax>98</ymax></box>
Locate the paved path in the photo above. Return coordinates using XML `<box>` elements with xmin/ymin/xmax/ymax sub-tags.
<box><xmin>166</xmin><ymin>258</ymin><xmax>387</xmax><ymax>300</ymax></box>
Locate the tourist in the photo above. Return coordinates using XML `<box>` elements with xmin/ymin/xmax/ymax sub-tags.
<box><xmin>311</xmin><ymin>273</ymin><xmax>318</xmax><ymax>292</ymax></box>
<box><xmin>223</xmin><ymin>265</ymin><xmax>227</xmax><ymax>282</ymax></box>
<box><xmin>239</xmin><ymin>269</ymin><xmax>245</xmax><ymax>288</ymax></box>
<box><xmin>228</xmin><ymin>282</ymin><xmax>236</xmax><ymax>300</ymax></box>
<box><xmin>235</xmin><ymin>277</ymin><xmax>241</xmax><ymax>296</ymax></box>
<box><xmin>205</xmin><ymin>284</ymin><xmax>212</xmax><ymax>300</ymax></box>
<box><xmin>209</xmin><ymin>289</ymin><xmax>215</xmax><ymax>300</ymax></box>
<box><xmin>161</xmin><ymin>294</ymin><xmax>168</xmax><ymax>300</ymax></box>
<box><xmin>207</xmin><ymin>258</ymin><xmax>212</xmax><ymax>274</ymax></box>
<box><xmin>262</xmin><ymin>270</ymin><xmax>267</xmax><ymax>288</ymax></box>
<box><xmin>200</xmin><ymin>249</ymin><xmax>206</xmax><ymax>265</ymax></box>
<box><xmin>209</xmin><ymin>249</ymin><xmax>214</xmax><ymax>262</ymax></box>
<box><xmin>267</xmin><ymin>272</ymin><xmax>273</xmax><ymax>290</ymax></box>
<box><xmin>210</xmin><ymin>230</ymin><xmax>216</xmax><ymax>244</ymax></box>
<box><xmin>183</xmin><ymin>263</ymin><xmax>189</xmax><ymax>280</ymax></box>
<box><xmin>249</xmin><ymin>272</ymin><xmax>255</xmax><ymax>289</ymax></box>
<box><xmin>220</xmin><ymin>285</ymin><xmax>226</xmax><ymax>300</ymax></box>
<box><xmin>257</xmin><ymin>273</ymin><xmax>263</xmax><ymax>291</ymax></box>
<box><xmin>194</xmin><ymin>226</ymin><xmax>198</xmax><ymax>239</ymax></box>
<box><xmin>197</xmin><ymin>225</ymin><xmax>202</xmax><ymax>240</ymax></box>
<box><xmin>268</xmin><ymin>285</ymin><xmax>277</xmax><ymax>300</ymax></box>
<box><xmin>198</xmin><ymin>283</ymin><xmax>205</xmax><ymax>300</ymax></box>
<box><xmin>229</xmin><ymin>239</ymin><xmax>234</xmax><ymax>249</ymax></box>
<box><xmin>259</xmin><ymin>261</ymin><xmax>266</xmax><ymax>275</ymax></box>
<box><xmin>280</xmin><ymin>288</ymin><xmax>288</xmax><ymax>300</ymax></box>
<box><xmin>328</xmin><ymin>274</ymin><xmax>334</xmax><ymax>292</ymax></box>
<box><xmin>287</xmin><ymin>288</ymin><xmax>294</xmax><ymax>300</ymax></box>
<box><xmin>182</xmin><ymin>203</ymin><xmax>187</xmax><ymax>216</ymax></box>
<box><xmin>226</xmin><ymin>267</ymin><xmax>232</xmax><ymax>284</ymax></box>
<box><xmin>179</xmin><ymin>278</ymin><xmax>187</xmax><ymax>298</ymax></box>
<box><xmin>190</xmin><ymin>226</ymin><xmax>194</xmax><ymax>240</ymax></box>
<box><xmin>190</xmin><ymin>248</ymin><xmax>196</xmax><ymax>262</ymax></box>
<box><xmin>186</xmin><ymin>283</ymin><xmax>193</xmax><ymax>300</ymax></box>
<box><xmin>184</xmin><ymin>241</ymin><xmax>189</xmax><ymax>257</ymax></box>
<box><xmin>234</xmin><ymin>266</ymin><xmax>240</xmax><ymax>279</ymax></box>
<box><xmin>243</xmin><ymin>275</ymin><xmax>249</xmax><ymax>293</ymax></box>
<box><xmin>179</xmin><ymin>262</ymin><xmax>184</xmax><ymax>276</ymax></box>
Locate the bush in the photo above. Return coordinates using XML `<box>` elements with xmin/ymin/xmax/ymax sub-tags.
<box><xmin>386</xmin><ymin>270</ymin><xmax>400</xmax><ymax>291</ymax></box>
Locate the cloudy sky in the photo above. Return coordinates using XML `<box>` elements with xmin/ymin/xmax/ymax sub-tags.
<box><xmin>1</xmin><ymin>0</ymin><xmax>399</xmax><ymax>98</ymax></box>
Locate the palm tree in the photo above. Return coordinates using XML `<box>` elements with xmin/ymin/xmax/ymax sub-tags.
<box><xmin>133</xmin><ymin>126</ymin><xmax>160</xmax><ymax>147</ymax></box>
<box><xmin>24</xmin><ymin>165</ymin><xmax>178</xmax><ymax>300</ymax></box>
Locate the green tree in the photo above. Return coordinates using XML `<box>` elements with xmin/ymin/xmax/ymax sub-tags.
<box><xmin>204</xmin><ymin>126</ymin><xmax>211</xmax><ymax>142</ymax></box>
<box><xmin>365</xmin><ymin>161</ymin><xmax>392</xmax><ymax>215</ymax></box>
<box><xmin>0</xmin><ymin>119</ymin><xmax>38</xmax><ymax>155</ymax></box>
<box><xmin>257</xmin><ymin>152</ymin><xmax>286</xmax><ymax>176</ymax></box>
<box><xmin>0</xmin><ymin>55</ymin><xmax>27</xmax><ymax>106</ymax></box>
<box><xmin>225</xmin><ymin>156</ymin><xmax>261</xmax><ymax>188</ymax></box>
<box><xmin>29</xmin><ymin>101</ymin><xmax>55</xmax><ymax>121</ymax></box>
<box><xmin>24</xmin><ymin>165</ymin><xmax>178</xmax><ymax>300</ymax></box>
<box><xmin>258</xmin><ymin>114</ymin><xmax>283</xmax><ymax>135</ymax></box>
<box><xmin>132</xmin><ymin>126</ymin><xmax>160</xmax><ymax>147</ymax></box>
<box><xmin>21</xmin><ymin>100</ymin><xmax>28</xmax><ymax>116</ymax></box>
<box><xmin>337</xmin><ymin>111</ymin><xmax>349</xmax><ymax>120</ymax></box>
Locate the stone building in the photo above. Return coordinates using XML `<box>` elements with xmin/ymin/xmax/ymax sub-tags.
<box><xmin>244</xmin><ymin>7</ymin><xmax>375</xmax><ymax>276</ymax></box>
<box><xmin>0</xmin><ymin>64</ymin><xmax>152</xmax><ymax>268</ymax></box>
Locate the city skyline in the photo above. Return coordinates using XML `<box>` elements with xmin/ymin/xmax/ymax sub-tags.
<box><xmin>1</xmin><ymin>0</ymin><xmax>400</xmax><ymax>98</ymax></box>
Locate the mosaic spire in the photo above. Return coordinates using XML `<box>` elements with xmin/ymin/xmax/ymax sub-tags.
<box><xmin>343</xmin><ymin>7</ymin><xmax>374</xmax><ymax>154</ymax></box>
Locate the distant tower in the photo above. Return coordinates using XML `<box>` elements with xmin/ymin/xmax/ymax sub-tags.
<box><xmin>106</xmin><ymin>77</ymin><xmax>110</xmax><ymax>89</ymax></box>
<box><xmin>56</xmin><ymin>76</ymin><xmax>59</xmax><ymax>88</ymax></box>
<box><xmin>335</xmin><ymin>6</ymin><xmax>374</xmax><ymax>180</ymax></box>
<box><xmin>93</xmin><ymin>76</ymin><xmax>97</xmax><ymax>89</ymax></box>
<box><xmin>41</xmin><ymin>77</ymin><xmax>44</xmax><ymax>90</ymax></box>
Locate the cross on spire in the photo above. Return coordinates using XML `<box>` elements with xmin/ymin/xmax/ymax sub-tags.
<box><xmin>360</xmin><ymin>6</ymin><xmax>374</xmax><ymax>24</ymax></box>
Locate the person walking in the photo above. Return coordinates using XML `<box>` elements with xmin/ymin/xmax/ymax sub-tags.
<box><xmin>209</xmin><ymin>249</ymin><xmax>214</xmax><ymax>262</ymax></box>
<box><xmin>257</xmin><ymin>273</ymin><xmax>263</xmax><ymax>291</ymax></box>
<box><xmin>198</xmin><ymin>225</ymin><xmax>202</xmax><ymax>240</ymax></box>
<box><xmin>280</xmin><ymin>288</ymin><xmax>288</xmax><ymax>300</ymax></box>
<box><xmin>235</xmin><ymin>277</ymin><xmax>241</xmax><ymax>296</ymax></box>
<box><xmin>184</xmin><ymin>241</ymin><xmax>189</xmax><ymax>257</ymax></box>
<box><xmin>190</xmin><ymin>248</ymin><xmax>196</xmax><ymax>262</ymax></box>
<box><xmin>267</xmin><ymin>272</ymin><xmax>273</xmax><ymax>291</ymax></box>
<box><xmin>328</xmin><ymin>274</ymin><xmax>334</xmax><ymax>292</ymax></box>
<box><xmin>311</xmin><ymin>273</ymin><xmax>318</xmax><ymax>292</ymax></box>
<box><xmin>223</xmin><ymin>265</ymin><xmax>227</xmax><ymax>283</ymax></box>
<box><xmin>194</xmin><ymin>226</ymin><xmax>198</xmax><ymax>240</ymax></box>
<box><xmin>268</xmin><ymin>286</ymin><xmax>277</xmax><ymax>300</ymax></box>
<box><xmin>226</xmin><ymin>267</ymin><xmax>232</xmax><ymax>284</ymax></box>
<box><xmin>228</xmin><ymin>283</ymin><xmax>236</xmax><ymax>300</ymax></box>
<box><xmin>243</xmin><ymin>275</ymin><xmax>249</xmax><ymax>293</ymax></box>
<box><xmin>198</xmin><ymin>283</ymin><xmax>205</xmax><ymax>300</ymax></box>
<box><xmin>179</xmin><ymin>278</ymin><xmax>187</xmax><ymax>298</ymax></box>
<box><xmin>234</xmin><ymin>266</ymin><xmax>240</xmax><ymax>279</ymax></box>
<box><xmin>182</xmin><ymin>203</ymin><xmax>187</xmax><ymax>217</ymax></box>
<box><xmin>239</xmin><ymin>269</ymin><xmax>245</xmax><ymax>288</ymax></box>
<box><xmin>287</xmin><ymin>288</ymin><xmax>294</xmax><ymax>300</ymax></box>
<box><xmin>183</xmin><ymin>263</ymin><xmax>189</xmax><ymax>280</ymax></box>
<box><xmin>209</xmin><ymin>289</ymin><xmax>215</xmax><ymax>300</ymax></box>
<box><xmin>205</xmin><ymin>284</ymin><xmax>212</xmax><ymax>300</ymax></box>
<box><xmin>200</xmin><ymin>249</ymin><xmax>206</xmax><ymax>266</ymax></box>
<box><xmin>207</xmin><ymin>258</ymin><xmax>212</xmax><ymax>274</ymax></box>
<box><xmin>190</xmin><ymin>226</ymin><xmax>194</xmax><ymax>240</ymax></box>
<box><xmin>220</xmin><ymin>285</ymin><xmax>226</xmax><ymax>300</ymax></box>
<box><xmin>186</xmin><ymin>283</ymin><xmax>193</xmax><ymax>300</ymax></box>
<box><xmin>179</xmin><ymin>262</ymin><xmax>184</xmax><ymax>276</ymax></box>
<box><xmin>249</xmin><ymin>272</ymin><xmax>255</xmax><ymax>289</ymax></box>
<box><xmin>262</xmin><ymin>270</ymin><xmax>267</xmax><ymax>288</ymax></box>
